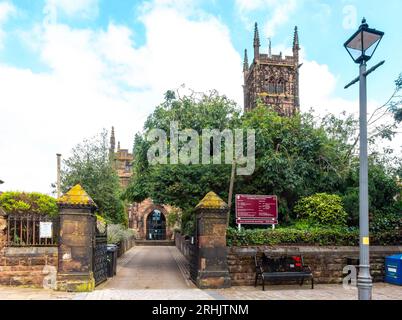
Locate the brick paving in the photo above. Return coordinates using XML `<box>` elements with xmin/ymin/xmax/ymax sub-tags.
<box><xmin>0</xmin><ymin>246</ymin><xmax>400</xmax><ymax>300</ymax></box>
<box><xmin>213</xmin><ymin>283</ymin><xmax>402</xmax><ymax>300</ymax></box>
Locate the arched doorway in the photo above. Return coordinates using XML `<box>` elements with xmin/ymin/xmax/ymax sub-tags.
<box><xmin>146</xmin><ymin>209</ymin><xmax>166</xmax><ymax>240</ymax></box>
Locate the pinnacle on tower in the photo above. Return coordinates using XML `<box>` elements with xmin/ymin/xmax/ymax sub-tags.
<box><xmin>253</xmin><ymin>22</ymin><xmax>260</xmax><ymax>59</ymax></box>
<box><xmin>243</xmin><ymin>49</ymin><xmax>249</xmax><ymax>72</ymax></box>
<box><xmin>268</xmin><ymin>38</ymin><xmax>272</xmax><ymax>57</ymax></box>
<box><xmin>110</xmin><ymin>126</ymin><xmax>116</xmax><ymax>153</ymax></box>
<box><xmin>253</xmin><ymin>22</ymin><xmax>260</xmax><ymax>47</ymax></box>
<box><xmin>293</xmin><ymin>26</ymin><xmax>300</xmax><ymax>51</ymax></box>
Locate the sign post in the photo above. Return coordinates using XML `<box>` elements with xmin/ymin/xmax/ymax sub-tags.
<box><xmin>235</xmin><ymin>195</ymin><xmax>278</xmax><ymax>228</ymax></box>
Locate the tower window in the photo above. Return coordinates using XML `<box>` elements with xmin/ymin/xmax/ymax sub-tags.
<box><xmin>265</xmin><ymin>78</ymin><xmax>286</xmax><ymax>95</ymax></box>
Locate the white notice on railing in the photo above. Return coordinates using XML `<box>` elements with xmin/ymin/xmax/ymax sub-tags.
<box><xmin>39</xmin><ymin>222</ymin><xmax>53</xmax><ymax>239</ymax></box>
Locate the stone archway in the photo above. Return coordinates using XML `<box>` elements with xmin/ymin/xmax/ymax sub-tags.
<box><xmin>144</xmin><ymin>206</ymin><xmax>168</xmax><ymax>241</ymax></box>
<box><xmin>145</xmin><ymin>209</ymin><xmax>166</xmax><ymax>240</ymax></box>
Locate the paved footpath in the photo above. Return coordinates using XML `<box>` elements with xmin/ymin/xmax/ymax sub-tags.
<box><xmin>0</xmin><ymin>246</ymin><xmax>401</xmax><ymax>300</ymax></box>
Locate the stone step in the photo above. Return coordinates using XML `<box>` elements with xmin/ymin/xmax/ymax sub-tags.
<box><xmin>134</xmin><ymin>240</ymin><xmax>175</xmax><ymax>246</ymax></box>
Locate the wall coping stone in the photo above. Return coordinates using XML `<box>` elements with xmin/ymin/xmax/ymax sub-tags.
<box><xmin>3</xmin><ymin>247</ymin><xmax>58</xmax><ymax>256</ymax></box>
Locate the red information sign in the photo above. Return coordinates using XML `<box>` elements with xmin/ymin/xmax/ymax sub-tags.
<box><xmin>235</xmin><ymin>195</ymin><xmax>278</xmax><ymax>225</ymax></box>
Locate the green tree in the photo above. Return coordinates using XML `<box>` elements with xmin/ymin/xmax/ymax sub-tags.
<box><xmin>237</xmin><ymin>104</ymin><xmax>351</xmax><ymax>222</ymax></box>
<box><xmin>342</xmin><ymin>158</ymin><xmax>402</xmax><ymax>229</ymax></box>
<box><xmin>390</xmin><ymin>74</ymin><xmax>402</xmax><ymax>122</ymax></box>
<box><xmin>124</xmin><ymin>91</ymin><xmax>241</xmax><ymax>232</ymax></box>
<box><xmin>125</xmin><ymin>88</ymin><xmax>402</xmax><ymax>236</ymax></box>
<box><xmin>61</xmin><ymin>130</ymin><xmax>126</xmax><ymax>225</ymax></box>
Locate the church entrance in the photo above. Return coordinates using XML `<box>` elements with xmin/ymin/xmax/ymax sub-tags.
<box><xmin>146</xmin><ymin>210</ymin><xmax>166</xmax><ymax>240</ymax></box>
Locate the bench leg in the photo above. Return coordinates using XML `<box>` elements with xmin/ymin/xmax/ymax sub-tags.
<box><xmin>254</xmin><ymin>273</ymin><xmax>258</xmax><ymax>287</ymax></box>
<box><xmin>262</xmin><ymin>277</ymin><xmax>265</xmax><ymax>291</ymax></box>
<box><xmin>300</xmin><ymin>277</ymin><xmax>304</xmax><ymax>286</ymax></box>
<box><xmin>311</xmin><ymin>277</ymin><xmax>314</xmax><ymax>290</ymax></box>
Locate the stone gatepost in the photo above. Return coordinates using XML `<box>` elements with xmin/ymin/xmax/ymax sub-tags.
<box><xmin>194</xmin><ymin>191</ymin><xmax>231</xmax><ymax>289</ymax></box>
<box><xmin>0</xmin><ymin>207</ymin><xmax>6</xmax><ymax>250</ymax></box>
<box><xmin>56</xmin><ymin>185</ymin><xmax>97</xmax><ymax>292</ymax></box>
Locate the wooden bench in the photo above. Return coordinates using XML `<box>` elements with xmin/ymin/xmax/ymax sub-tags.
<box><xmin>254</xmin><ymin>253</ymin><xmax>314</xmax><ymax>291</ymax></box>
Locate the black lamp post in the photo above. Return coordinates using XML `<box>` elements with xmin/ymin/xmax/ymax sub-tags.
<box><xmin>344</xmin><ymin>18</ymin><xmax>385</xmax><ymax>301</ymax></box>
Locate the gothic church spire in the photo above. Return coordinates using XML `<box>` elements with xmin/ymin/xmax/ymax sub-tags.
<box><xmin>253</xmin><ymin>22</ymin><xmax>260</xmax><ymax>59</ymax></box>
<box><xmin>243</xmin><ymin>49</ymin><xmax>249</xmax><ymax>72</ymax></box>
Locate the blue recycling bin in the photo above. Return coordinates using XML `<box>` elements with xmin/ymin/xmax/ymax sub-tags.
<box><xmin>385</xmin><ymin>254</ymin><xmax>402</xmax><ymax>286</ymax></box>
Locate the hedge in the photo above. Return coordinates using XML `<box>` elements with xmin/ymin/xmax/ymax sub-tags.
<box><xmin>226</xmin><ymin>227</ymin><xmax>401</xmax><ymax>247</ymax></box>
<box><xmin>0</xmin><ymin>191</ymin><xmax>58</xmax><ymax>216</ymax></box>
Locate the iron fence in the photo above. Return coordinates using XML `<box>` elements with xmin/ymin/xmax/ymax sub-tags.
<box><xmin>6</xmin><ymin>213</ymin><xmax>59</xmax><ymax>247</ymax></box>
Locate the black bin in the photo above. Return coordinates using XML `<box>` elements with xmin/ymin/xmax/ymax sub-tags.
<box><xmin>107</xmin><ymin>244</ymin><xmax>118</xmax><ymax>277</ymax></box>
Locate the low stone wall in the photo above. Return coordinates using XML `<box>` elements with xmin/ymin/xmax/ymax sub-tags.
<box><xmin>228</xmin><ymin>246</ymin><xmax>402</xmax><ymax>286</ymax></box>
<box><xmin>117</xmin><ymin>236</ymin><xmax>136</xmax><ymax>257</ymax></box>
<box><xmin>0</xmin><ymin>247</ymin><xmax>58</xmax><ymax>287</ymax></box>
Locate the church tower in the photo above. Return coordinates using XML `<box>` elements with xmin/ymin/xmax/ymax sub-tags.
<box><xmin>243</xmin><ymin>23</ymin><xmax>301</xmax><ymax>116</ymax></box>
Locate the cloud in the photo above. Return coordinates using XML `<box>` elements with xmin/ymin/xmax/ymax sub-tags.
<box><xmin>235</xmin><ymin>0</ymin><xmax>298</xmax><ymax>37</ymax></box>
<box><xmin>0</xmin><ymin>1</ymin><xmax>243</xmax><ymax>194</ymax></box>
<box><xmin>44</xmin><ymin>0</ymin><xmax>99</xmax><ymax>22</ymax></box>
<box><xmin>0</xmin><ymin>1</ymin><xmax>16</xmax><ymax>48</ymax></box>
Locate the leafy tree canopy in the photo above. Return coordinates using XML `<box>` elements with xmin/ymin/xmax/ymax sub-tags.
<box><xmin>125</xmin><ymin>87</ymin><xmax>402</xmax><ymax>235</ymax></box>
<box><xmin>61</xmin><ymin>130</ymin><xmax>126</xmax><ymax>225</ymax></box>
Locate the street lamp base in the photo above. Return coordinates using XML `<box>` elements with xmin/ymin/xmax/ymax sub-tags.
<box><xmin>357</xmin><ymin>274</ymin><xmax>373</xmax><ymax>300</ymax></box>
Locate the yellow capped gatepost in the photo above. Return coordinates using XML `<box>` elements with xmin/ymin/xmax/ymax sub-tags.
<box><xmin>56</xmin><ymin>184</ymin><xmax>97</xmax><ymax>292</ymax></box>
<box><xmin>194</xmin><ymin>191</ymin><xmax>231</xmax><ymax>289</ymax></box>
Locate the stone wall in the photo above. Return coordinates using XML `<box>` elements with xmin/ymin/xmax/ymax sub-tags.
<box><xmin>228</xmin><ymin>246</ymin><xmax>402</xmax><ymax>286</ymax></box>
<box><xmin>117</xmin><ymin>236</ymin><xmax>136</xmax><ymax>257</ymax></box>
<box><xmin>0</xmin><ymin>214</ymin><xmax>58</xmax><ymax>288</ymax></box>
<box><xmin>0</xmin><ymin>247</ymin><xmax>58</xmax><ymax>287</ymax></box>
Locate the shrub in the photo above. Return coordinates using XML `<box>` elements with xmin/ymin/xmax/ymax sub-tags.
<box><xmin>96</xmin><ymin>214</ymin><xmax>107</xmax><ymax>233</ymax></box>
<box><xmin>294</xmin><ymin>193</ymin><xmax>347</xmax><ymax>227</ymax></box>
<box><xmin>226</xmin><ymin>227</ymin><xmax>400</xmax><ymax>247</ymax></box>
<box><xmin>370</xmin><ymin>211</ymin><xmax>402</xmax><ymax>233</ymax></box>
<box><xmin>107</xmin><ymin>224</ymin><xmax>136</xmax><ymax>245</ymax></box>
<box><xmin>167</xmin><ymin>208</ymin><xmax>182</xmax><ymax>228</ymax></box>
<box><xmin>0</xmin><ymin>191</ymin><xmax>58</xmax><ymax>216</ymax></box>
<box><xmin>342</xmin><ymin>187</ymin><xmax>359</xmax><ymax>226</ymax></box>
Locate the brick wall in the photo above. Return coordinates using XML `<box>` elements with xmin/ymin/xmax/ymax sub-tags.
<box><xmin>228</xmin><ymin>246</ymin><xmax>402</xmax><ymax>286</ymax></box>
<box><xmin>0</xmin><ymin>215</ymin><xmax>58</xmax><ymax>288</ymax></box>
<box><xmin>0</xmin><ymin>247</ymin><xmax>58</xmax><ymax>287</ymax></box>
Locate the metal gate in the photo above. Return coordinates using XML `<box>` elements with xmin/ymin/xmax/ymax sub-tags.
<box><xmin>93</xmin><ymin>223</ymin><xmax>108</xmax><ymax>286</ymax></box>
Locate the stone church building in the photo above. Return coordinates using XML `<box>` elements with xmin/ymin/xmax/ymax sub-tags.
<box><xmin>243</xmin><ymin>23</ymin><xmax>301</xmax><ymax>116</ymax></box>
<box><xmin>109</xmin><ymin>127</ymin><xmax>177</xmax><ymax>240</ymax></box>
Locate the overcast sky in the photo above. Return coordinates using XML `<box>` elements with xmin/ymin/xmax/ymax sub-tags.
<box><xmin>0</xmin><ymin>0</ymin><xmax>401</xmax><ymax>194</ymax></box>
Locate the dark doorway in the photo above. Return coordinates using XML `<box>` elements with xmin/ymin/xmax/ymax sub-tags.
<box><xmin>146</xmin><ymin>210</ymin><xmax>166</xmax><ymax>240</ymax></box>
